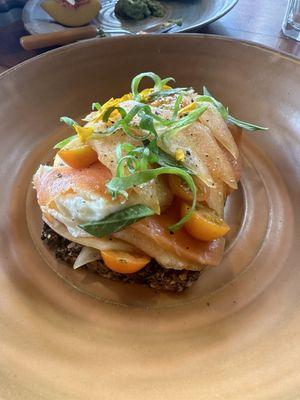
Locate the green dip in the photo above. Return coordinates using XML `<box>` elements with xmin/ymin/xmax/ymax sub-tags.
<box><xmin>115</xmin><ymin>0</ymin><xmax>165</xmax><ymax>20</ymax></box>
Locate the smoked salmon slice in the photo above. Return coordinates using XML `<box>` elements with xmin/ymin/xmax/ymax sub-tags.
<box><xmin>34</xmin><ymin>162</ymin><xmax>112</xmax><ymax>207</ymax></box>
<box><xmin>123</xmin><ymin>203</ymin><xmax>225</xmax><ymax>268</ymax></box>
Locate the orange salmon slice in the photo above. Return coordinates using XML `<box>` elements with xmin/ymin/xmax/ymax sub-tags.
<box><xmin>131</xmin><ymin>204</ymin><xmax>225</xmax><ymax>266</ymax></box>
<box><xmin>33</xmin><ymin>162</ymin><xmax>112</xmax><ymax>207</ymax></box>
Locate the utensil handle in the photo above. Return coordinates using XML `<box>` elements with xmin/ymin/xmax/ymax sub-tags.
<box><xmin>20</xmin><ymin>25</ymin><xmax>98</xmax><ymax>50</ymax></box>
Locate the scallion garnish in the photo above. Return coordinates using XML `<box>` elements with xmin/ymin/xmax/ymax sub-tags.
<box><xmin>160</xmin><ymin>104</ymin><xmax>208</xmax><ymax>146</ymax></box>
<box><xmin>131</xmin><ymin>72</ymin><xmax>175</xmax><ymax>101</ymax></box>
<box><xmin>92</xmin><ymin>102</ymin><xmax>101</xmax><ymax>111</ymax></box>
<box><xmin>148</xmin><ymin>87</ymin><xmax>190</xmax><ymax>101</ymax></box>
<box><xmin>60</xmin><ymin>116</ymin><xmax>77</xmax><ymax>127</ymax></box>
<box><xmin>227</xmin><ymin>115</ymin><xmax>268</xmax><ymax>131</ymax></box>
<box><xmin>106</xmin><ymin>166</ymin><xmax>197</xmax><ymax>231</ymax></box>
<box><xmin>131</xmin><ymin>72</ymin><xmax>162</xmax><ymax>101</ymax></box>
<box><xmin>57</xmin><ymin>72</ymin><xmax>268</xmax><ymax>236</ymax></box>
<box><xmin>172</xmin><ymin>95</ymin><xmax>183</xmax><ymax>120</ymax></box>
<box><xmin>53</xmin><ymin>135</ymin><xmax>77</xmax><ymax>149</ymax></box>
<box><xmin>200</xmin><ymin>87</ymin><xmax>268</xmax><ymax>131</ymax></box>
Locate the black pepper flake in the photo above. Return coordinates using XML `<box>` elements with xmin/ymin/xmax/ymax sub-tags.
<box><xmin>186</xmin><ymin>246</ymin><xmax>190</xmax><ymax>250</ymax></box>
<box><xmin>206</xmin><ymin>302</ymin><xmax>210</xmax><ymax>307</ymax></box>
<box><xmin>186</xmin><ymin>150</ymin><xmax>191</xmax><ymax>156</ymax></box>
<box><xmin>56</xmin><ymin>173</ymin><xmax>62</xmax><ymax>178</ymax></box>
<box><xmin>169</xmin><ymin>231</ymin><xmax>174</xmax><ymax>235</ymax></box>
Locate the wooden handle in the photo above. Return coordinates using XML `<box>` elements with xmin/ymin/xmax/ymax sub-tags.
<box><xmin>20</xmin><ymin>25</ymin><xmax>98</xmax><ymax>50</ymax></box>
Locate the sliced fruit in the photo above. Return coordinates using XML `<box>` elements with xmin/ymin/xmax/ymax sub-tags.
<box><xmin>101</xmin><ymin>250</ymin><xmax>151</xmax><ymax>274</ymax></box>
<box><xmin>200</xmin><ymin>105</ymin><xmax>239</xmax><ymax>159</ymax></box>
<box><xmin>181</xmin><ymin>202</ymin><xmax>230</xmax><ymax>241</ymax></box>
<box><xmin>227</xmin><ymin>123</ymin><xmax>243</xmax><ymax>147</ymax></box>
<box><xmin>41</xmin><ymin>0</ymin><xmax>100</xmax><ymax>27</ymax></box>
<box><xmin>168</xmin><ymin>175</ymin><xmax>205</xmax><ymax>203</ymax></box>
<box><xmin>58</xmin><ymin>143</ymin><xmax>98</xmax><ymax>169</ymax></box>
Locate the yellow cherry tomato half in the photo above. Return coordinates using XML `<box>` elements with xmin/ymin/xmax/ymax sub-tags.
<box><xmin>168</xmin><ymin>175</ymin><xmax>206</xmax><ymax>203</ymax></box>
<box><xmin>58</xmin><ymin>144</ymin><xmax>98</xmax><ymax>169</ymax></box>
<box><xmin>101</xmin><ymin>250</ymin><xmax>151</xmax><ymax>274</ymax></box>
<box><xmin>181</xmin><ymin>202</ymin><xmax>230</xmax><ymax>241</ymax></box>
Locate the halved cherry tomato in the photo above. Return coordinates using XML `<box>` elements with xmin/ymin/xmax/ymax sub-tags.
<box><xmin>181</xmin><ymin>202</ymin><xmax>230</xmax><ymax>241</ymax></box>
<box><xmin>58</xmin><ymin>143</ymin><xmax>98</xmax><ymax>169</ymax></box>
<box><xmin>101</xmin><ymin>250</ymin><xmax>151</xmax><ymax>274</ymax></box>
<box><xmin>168</xmin><ymin>175</ymin><xmax>206</xmax><ymax>203</ymax></box>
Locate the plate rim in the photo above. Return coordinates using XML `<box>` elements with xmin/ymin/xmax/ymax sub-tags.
<box><xmin>180</xmin><ymin>0</ymin><xmax>239</xmax><ymax>33</ymax></box>
<box><xmin>0</xmin><ymin>30</ymin><xmax>299</xmax><ymax>400</ymax></box>
<box><xmin>2</xmin><ymin>33</ymin><xmax>300</xmax><ymax>82</ymax></box>
<box><xmin>21</xmin><ymin>0</ymin><xmax>239</xmax><ymax>35</ymax></box>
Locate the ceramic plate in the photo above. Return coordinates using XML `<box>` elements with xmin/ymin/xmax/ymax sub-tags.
<box><xmin>22</xmin><ymin>0</ymin><xmax>238</xmax><ymax>35</ymax></box>
<box><xmin>0</xmin><ymin>35</ymin><xmax>299</xmax><ymax>399</ymax></box>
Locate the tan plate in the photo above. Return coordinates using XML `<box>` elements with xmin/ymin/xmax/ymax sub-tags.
<box><xmin>0</xmin><ymin>35</ymin><xmax>299</xmax><ymax>399</ymax></box>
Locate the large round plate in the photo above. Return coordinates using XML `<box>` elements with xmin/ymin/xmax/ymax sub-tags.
<box><xmin>22</xmin><ymin>0</ymin><xmax>238</xmax><ymax>35</ymax></box>
<box><xmin>0</xmin><ymin>35</ymin><xmax>299</xmax><ymax>399</ymax></box>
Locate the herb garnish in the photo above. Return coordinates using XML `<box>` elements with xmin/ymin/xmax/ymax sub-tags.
<box><xmin>53</xmin><ymin>117</ymin><xmax>79</xmax><ymax>149</ymax></box>
<box><xmin>148</xmin><ymin>87</ymin><xmax>191</xmax><ymax>101</ymax></box>
<box><xmin>54</xmin><ymin>135</ymin><xmax>77</xmax><ymax>149</ymax></box>
<box><xmin>92</xmin><ymin>102</ymin><xmax>101</xmax><ymax>111</ymax></box>
<box><xmin>200</xmin><ymin>87</ymin><xmax>268</xmax><ymax>131</ymax></box>
<box><xmin>131</xmin><ymin>72</ymin><xmax>175</xmax><ymax>101</ymax></box>
<box><xmin>80</xmin><ymin>204</ymin><xmax>155</xmax><ymax>237</ymax></box>
<box><xmin>55</xmin><ymin>72</ymin><xmax>268</xmax><ymax>236</ymax></box>
<box><xmin>106</xmin><ymin>166</ymin><xmax>197</xmax><ymax>231</ymax></box>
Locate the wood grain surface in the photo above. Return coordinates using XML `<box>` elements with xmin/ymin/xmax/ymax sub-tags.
<box><xmin>0</xmin><ymin>0</ymin><xmax>298</xmax><ymax>71</ymax></box>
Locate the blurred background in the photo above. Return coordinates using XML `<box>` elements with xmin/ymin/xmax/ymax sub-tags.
<box><xmin>1</xmin><ymin>0</ymin><xmax>299</xmax><ymax>72</ymax></box>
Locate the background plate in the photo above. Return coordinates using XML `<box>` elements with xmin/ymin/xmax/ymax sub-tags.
<box><xmin>22</xmin><ymin>0</ymin><xmax>238</xmax><ymax>35</ymax></box>
<box><xmin>0</xmin><ymin>35</ymin><xmax>299</xmax><ymax>399</ymax></box>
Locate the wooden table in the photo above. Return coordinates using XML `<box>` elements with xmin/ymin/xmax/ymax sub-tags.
<box><xmin>0</xmin><ymin>0</ymin><xmax>299</xmax><ymax>72</ymax></box>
